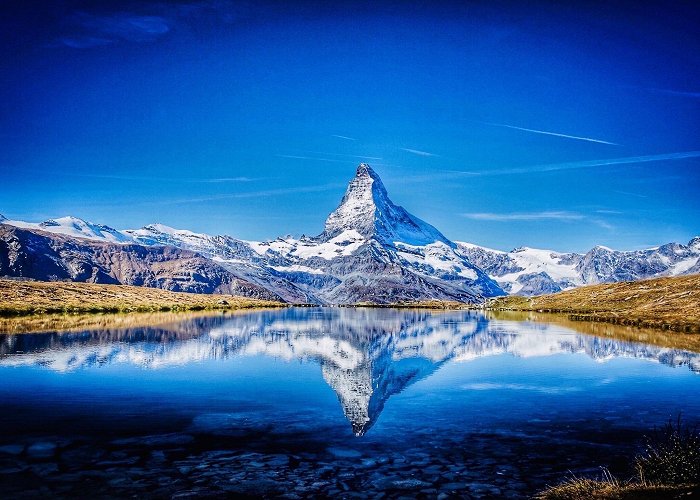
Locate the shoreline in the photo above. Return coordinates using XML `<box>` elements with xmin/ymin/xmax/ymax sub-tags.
<box><xmin>3</xmin><ymin>275</ymin><xmax>699</xmax><ymax>336</ymax></box>
<box><xmin>0</xmin><ymin>279</ymin><xmax>285</xmax><ymax>317</ymax></box>
<box><xmin>484</xmin><ymin>274</ymin><xmax>700</xmax><ymax>334</ymax></box>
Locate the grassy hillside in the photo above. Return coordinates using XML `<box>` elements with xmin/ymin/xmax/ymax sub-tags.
<box><xmin>0</xmin><ymin>309</ymin><xmax>251</xmax><ymax>335</ymax></box>
<box><xmin>0</xmin><ymin>279</ymin><xmax>285</xmax><ymax>316</ymax></box>
<box><xmin>487</xmin><ymin>274</ymin><xmax>700</xmax><ymax>333</ymax></box>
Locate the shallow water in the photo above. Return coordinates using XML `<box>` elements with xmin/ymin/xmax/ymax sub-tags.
<box><xmin>0</xmin><ymin>307</ymin><xmax>699</xmax><ymax>498</ymax></box>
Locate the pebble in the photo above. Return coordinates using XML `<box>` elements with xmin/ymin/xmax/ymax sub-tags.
<box><xmin>26</xmin><ymin>442</ymin><xmax>57</xmax><ymax>458</ymax></box>
<box><xmin>29</xmin><ymin>462</ymin><xmax>59</xmax><ymax>475</ymax></box>
<box><xmin>442</xmin><ymin>482</ymin><xmax>468</xmax><ymax>490</ymax></box>
<box><xmin>0</xmin><ymin>427</ymin><xmax>635</xmax><ymax>498</ymax></box>
<box><xmin>392</xmin><ymin>478</ymin><xmax>430</xmax><ymax>489</ymax></box>
<box><xmin>327</xmin><ymin>447</ymin><xmax>362</xmax><ymax>458</ymax></box>
<box><xmin>0</xmin><ymin>444</ymin><xmax>25</xmax><ymax>455</ymax></box>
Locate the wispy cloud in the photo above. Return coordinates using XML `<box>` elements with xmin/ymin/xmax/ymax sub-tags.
<box><xmin>276</xmin><ymin>154</ymin><xmax>351</xmax><ymax>163</ymax></box>
<box><xmin>383</xmin><ymin>170</ymin><xmax>479</xmax><ymax>184</ymax></box>
<box><xmin>331</xmin><ymin>135</ymin><xmax>356</xmax><ymax>141</ymax></box>
<box><xmin>461</xmin><ymin>211</ymin><xmax>585</xmax><ymax>221</ymax></box>
<box><xmin>303</xmin><ymin>151</ymin><xmax>383</xmax><ymax>160</ymax></box>
<box><xmin>197</xmin><ymin>177</ymin><xmax>257</xmax><ymax>183</ymax></box>
<box><xmin>401</xmin><ymin>148</ymin><xmax>439</xmax><ymax>157</ymax></box>
<box><xmin>476</xmin><ymin>150</ymin><xmax>700</xmax><ymax>177</ymax></box>
<box><xmin>390</xmin><ymin>151</ymin><xmax>700</xmax><ymax>181</ymax></box>
<box><xmin>592</xmin><ymin>219</ymin><xmax>615</xmax><ymax>231</ymax></box>
<box><xmin>58</xmin><ymin>12</ymin><xmax>170</xmax><ymax>48</ymax></box>
<box><xmin>614</xmin><ymin>190</ymin><xmax>649</xmax><ymax>198</ymax></box>
<box><xmin>645</xmin><ymin>87</ymin><xmax>700</xmax><ymax>99</ymax></box>
<box><xmin>461</xmin><ymin>210</ymin><xmax>615</xmax><ymax>231</ymax></box>
<box><xmin>485</xmin><ymin>122</ymin><xmax>619</xmax><ymax>145</ymax></box>
<box><xmin>55</xmin><ymin>1</ymin><xmax>250</xmax><ymax>49</ymax></box>
<box><xmin>136</xmin><ymin>183</ymin><xmax>346</xmax><ymax>206</ymax></box>
<box><xmin>11</xmin><ymin>169</ymin><xmax>263</xmax><ymax>184</ymax></box>
<box><xmin>595</xmin><ymin>209</ymin><xmax>623</xmax><ymax>215</ymax></box>
<box><xmin>59</xmin><ymin>36</ymin><xmax>114</xmax><ymax>49</ymax></box>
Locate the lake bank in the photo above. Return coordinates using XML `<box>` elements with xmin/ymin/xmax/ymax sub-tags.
<box><xmin>486</xmin><ymin>274</ymin><xmax>700</xmax><ymax>333</ymax></box>
<box><xmin>0</xmin><ymin>279</ymin><xmax>285</xmax><ymax>316</ymax></box>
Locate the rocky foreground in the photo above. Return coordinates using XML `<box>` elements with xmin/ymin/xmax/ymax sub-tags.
<box><xmin>0</xmin><ymin>426</ymin><xmax>640</xmax><ymax>499</ymax></box>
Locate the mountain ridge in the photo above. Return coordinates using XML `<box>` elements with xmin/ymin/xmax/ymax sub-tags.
<box><xmin>1</xmin><ymin>164</ymin><xmax>699</xmax><ymax>301</ymax></box>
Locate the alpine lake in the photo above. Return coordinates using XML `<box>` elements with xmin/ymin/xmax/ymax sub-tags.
<box><xmin>1</xmin><ymin>307</ymin><xmax>699</xmax><ymax>498</ymax></box>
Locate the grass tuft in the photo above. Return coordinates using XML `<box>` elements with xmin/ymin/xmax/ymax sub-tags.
<box><xmin>635</xmin><ymin>416</ymin><xmax>700</xmax><ymax>486</ymax></box>
<box><xmin>537</xmin><ymin>418</ymin><xmax>700</xmax><ymax>499</ymax></box>
<box><xmin>536</xmin><ymin>468</ymin><xmax>621</xmax><ymax>500</ymax></box>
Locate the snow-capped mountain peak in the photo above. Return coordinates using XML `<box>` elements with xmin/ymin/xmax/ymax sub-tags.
<box><xmin>689</xmin><ymin>236</ymin><xmax>700</xmax><ymax>251</ymax></box>
<box><xmin>322</xmin><ymin>163</ymin><xmax>451</xmax><ymax>247</ymax></box>
<box><xmin>2</xmin><ymin>163</ymin><xmax>697</xmax><ymax>303</ymax></box>
<box><xmin>126</xmin><ymin>223</ymin><xmax>209</xmax><ymax>242</ymax></box>
<box><xmin>321</xmin><ymin>163</ymin><xmax>378</xmax><ymax>240</ymax></box>
<box><xmin>2</xmin><ymin>215</ymin><xmax>130</xmax><ymax>243</ymax></box>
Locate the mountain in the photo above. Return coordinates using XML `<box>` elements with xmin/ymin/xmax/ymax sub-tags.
<box><xmin>0</xmin><ymin>164</ymin><xmax>504</xmax><ymax>303</ymax></box>
<box><xmin>458</xmin><ymin>238</ymin><xmax>700</xmax><ymax>296</ymax></box>
<box><xmin>2</xmin><ymin>215</ymin><xmax>131</xmax><ymax>243</ymax></box>
<box><xmin>0</xmin><ymin>224</ymin><xmax>281</xmax><ymax>301</ymax></box>
<box><xmin>1</xmin><ymin>164</ymin><xmax>698</xmax><ymax>301</ymax></box>
<box><xmin>243</xmin><ymin>164</ymin><xmax>504</xmax><ymax>303</ymax></box>
<box><xmin>322</xmin><ymin>163</ymin><xmax>451</xmax><ymax>246</ymax></box>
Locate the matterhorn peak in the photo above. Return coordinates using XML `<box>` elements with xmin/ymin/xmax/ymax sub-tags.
<box><xmin>355</xmin><ymin>162</ymin><xmax>376</xmax><ymax>177</ymax></box>
<box><xmin>321</xmin><ymin>164</ymin><xmax>451</xmax><ymax>246</ymax></box>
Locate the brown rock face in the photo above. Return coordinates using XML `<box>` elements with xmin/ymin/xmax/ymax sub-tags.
<box><xmin>0</xmin><ymin>225</ymin><xmax>282</xmax><ymax>301</ymax></box>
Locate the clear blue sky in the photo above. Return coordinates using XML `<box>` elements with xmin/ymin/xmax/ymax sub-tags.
<box><xmin>1</xmin><ymin>1</ymin><xmax>699</xmax><ymax>252</ymax></box>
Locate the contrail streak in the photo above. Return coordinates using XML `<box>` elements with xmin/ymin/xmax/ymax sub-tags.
<box><xmin>486</xmin><ymin>122</ymin><xmax>619</xmax><ymax>145</ymax></box>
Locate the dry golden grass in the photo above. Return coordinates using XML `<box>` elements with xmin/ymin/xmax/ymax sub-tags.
<box><xmin>536</xmin><ymin>478</ymin><xmax>699</xmax><ymax>500</ymax></box>
<box><xmin>0</xmin><ymin>279</ymin><xmax>284</xmax><ymax>316</ymax></box>
<box><xmin>0</xmin><ymin>309</ymin><xmax>267</xmax><ymax>334</ymax></box>
<box><xmin>487</xmin><ymin>275</ymin><xmax>700</xmax><ymax>333</ymax></box>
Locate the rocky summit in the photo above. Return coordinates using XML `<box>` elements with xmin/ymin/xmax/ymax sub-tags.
<box><xmin>244</xmin><ymin>163</ymin><xmax>504</xmax><ymax>303</ymax></box>
<box><xmin>1</xmin><ymin>164</ymin><xmax>698</xmax><ymax>302</ymax></box>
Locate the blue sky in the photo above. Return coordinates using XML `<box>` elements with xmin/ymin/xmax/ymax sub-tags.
<box><xmin>1</xmin><ymin>1</ymin><xmax>699</xmax><ymax>252</ymax></box>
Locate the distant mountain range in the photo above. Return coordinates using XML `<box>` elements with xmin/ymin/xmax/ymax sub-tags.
<box><xmin>1</xmin><ymin>164</ymin><xmax>698</xmax><ymax>303</ymax></box>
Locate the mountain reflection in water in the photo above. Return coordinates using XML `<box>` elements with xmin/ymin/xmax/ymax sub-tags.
<box><xmin>1</xmin><ymin>308</ymin><xmax>698</xmax><ymax>436</ymax></box>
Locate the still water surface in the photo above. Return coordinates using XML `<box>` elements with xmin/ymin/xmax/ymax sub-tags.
<box><xmin>1</xmin><ymin>307</ymin><xmax>699</xmax><ymax>498</ymax></box>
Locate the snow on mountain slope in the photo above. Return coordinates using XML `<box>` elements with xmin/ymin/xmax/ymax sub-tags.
<box><xmin>3</xmin><ymin>216</ymin><xmax>131</xmax><ymax>243</ymax></box>
<box><xmin>457</xmin><ymin>242</ymin><xmax>582</xmax><ymax>295</ymax></box>
<box><xmin>249</xmin><ymin>230</ymin><xmax>366</xmax><ymax>260</ymax></box>
<box><xmin>575</xmin><ymin>241</ymin><xmax>700</xmax><ymax>284</ymax></box>
<box><xmin>123</xmin><ymin>225</ymin><xmax>315</xmax><ymax>303</ymax></box>
<box><xmin>457</xmin><ymin>238</ymin><xmax>700</xmax><ymax>296</ymax></box>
